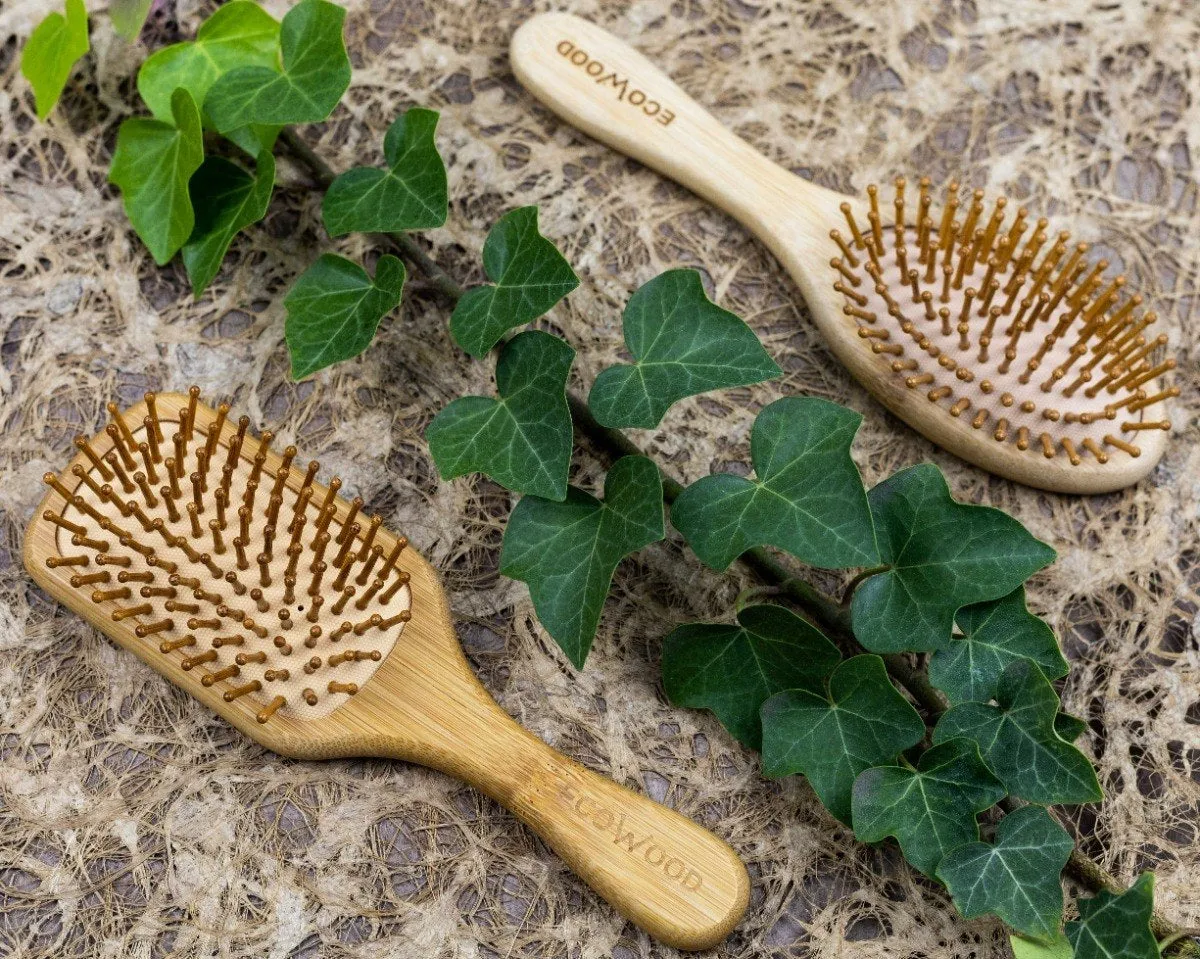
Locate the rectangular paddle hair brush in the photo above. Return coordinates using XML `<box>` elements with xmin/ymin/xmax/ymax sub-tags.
<box><xmin>24</xmin><ymin>389</ymin><xmax>749</xmax><ymax>951</ymax></box>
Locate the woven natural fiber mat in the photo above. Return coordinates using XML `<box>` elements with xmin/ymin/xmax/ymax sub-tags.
<box><xmin>0</xmin><ymin>0</ymin><xmax>1196</xmax><ymax>956</ymax></box>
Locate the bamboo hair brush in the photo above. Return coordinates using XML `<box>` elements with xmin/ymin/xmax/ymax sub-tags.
<box><xmin>23</xmin><ymin>390</ymin><xmax>749</xmax><ymax>951</ymax></box>
<box><xmin>511</xmin><ymin>14</ymin><xmax>1176</xmax><ymax>494</ymax></box>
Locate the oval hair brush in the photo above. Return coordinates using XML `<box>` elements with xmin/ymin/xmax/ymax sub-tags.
<box><xmin>510</xmin><ymin>13</ymin><xmax>1176</xmax><ymax>494</ymax></box>
<box><xmin>23</xmin><ymin>389</ymin><xmax>749</xmax><ymax>951</ymax></box>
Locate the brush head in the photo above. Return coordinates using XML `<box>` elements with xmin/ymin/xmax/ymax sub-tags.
<box><xmin>828</xmin><ymin>178</ymin><xmax>1175</xmax><ymax>491</ymax></box>
<box><xmin>24</xmin><ymin>390</ymin><xmax>441</xmax><ymax>754</ymax></box>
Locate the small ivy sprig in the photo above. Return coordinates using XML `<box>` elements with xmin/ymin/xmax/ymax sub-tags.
<box><xmin>18</xmin><ymin>4</ymin><xmax>1197</xmax><ymax>957</ymax></box>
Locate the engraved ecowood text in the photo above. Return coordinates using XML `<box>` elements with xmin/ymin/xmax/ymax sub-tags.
<box><xmin>557</xmin><ymin>781</ymin><xmax>703</xmax><ymax>890</ymax></box>
<box><xmin>556</xmin><ymin>39</ymin><xmax>676</xmax><ymax>125</ymax></box>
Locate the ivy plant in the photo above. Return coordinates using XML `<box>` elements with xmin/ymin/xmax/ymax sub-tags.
<box><xmin>19</xmin><ymin>3</ymin><xmax>1195</xmax><ymax>956</ymax></box>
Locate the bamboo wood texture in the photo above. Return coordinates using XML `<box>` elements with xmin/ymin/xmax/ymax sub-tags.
<box><xmin>510</xmin><ymin>13</ymin><xmax>1170</xmax><ymax>493</ymax></box>
<box><xmin>24</xmin><ymin>393</ymin><xmax>749</xmax><ymax>952</ymax></box>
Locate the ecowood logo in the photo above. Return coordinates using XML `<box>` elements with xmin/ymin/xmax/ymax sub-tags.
<box><xmin>557</xmin><ymin>781</ymin><xmax>703</xmax><ymax>890</ymax></box>
<box><xmin>556</xmin><ymin>39</ymin><xmax>677</xmax><ymax>126</ymax></box>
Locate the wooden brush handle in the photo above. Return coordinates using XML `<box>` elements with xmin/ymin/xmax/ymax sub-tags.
<box><xmin>379</xmin><ymin>678</ymin><xmax>749</xmax><ymax>951</ymax></box>
<box><xmin>510</xmin><ymin>11</ymin><xmax>844</xmax><ymax>243</ymax></box>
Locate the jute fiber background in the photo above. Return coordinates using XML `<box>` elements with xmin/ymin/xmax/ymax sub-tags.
<box><xmin>1</xmin><ymin>0</ymin><xmax>1197</xmax><ymax>956</ymax></box>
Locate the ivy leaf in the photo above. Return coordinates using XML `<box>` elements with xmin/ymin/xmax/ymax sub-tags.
<box><xmin>323</xmin><ymin>108</ymin><xmax>448</xmax><ymax>236</ymax></box>
<box><xmin>936</xmin><ymin>806</ymin><xmax>1074</xmax><ymax>942</ymax></box>
<box><xmin>851</xmin><ymin>738</ymin><xmax>1006</xmax><ymax>877</ymax></box>
<box><xmin>662</xmin><ymin>605</ymin><xmax>840</xmax><ymax>751</ymax></box>
<box><xmin>426</xmin><ymin>331</ymin><xmax>574</xmax><ymax>500</ymax></box>
<box><xmin>1010</xmin><ymin>934</ymin><xmax>1074</xmax><ymax>959</ymax></box>
<box><xmin>108</xmin><ymin>88</ymin><xmax>204</xmax><ymax>265</ymax></box>
<box><xmin>851</xmin><ymin>464</ymin><xmax>1056</xmax><ymax>654</ymax></box>
<box><xmin>500</xmin><ymin>456</ymin><xmax>664</xmax><ymax>668</ymax></box>
<box><xmin>449</xmin><ymin>207</ymin><xmax>580</xmax><ymax>357</ymax></box>
<box><xmin>929</xmin><ymin>587</ymin><xmax>1069</xmax><ymax>706</ymax></box>
<box><xmin>137</xmin><ymin>0</ymin><xmax>280</xmax><ymax>155</ymax></box>
<box><xmin>20</xmin><ymin>0</ymin><xmax>89</xmax><ymax>121</ymax></box>
<box><xmin>587</xmin><ymin>270</ymin><xmax>781</xmax><ymax>428</ymax></box>
<box><xmin>760</xmin><ymin>655</ymin><xmax>925</xmax><ymax>824</ymax></box>
<box><xmin>934</xmin><ymin>660</ymin><xmax>1102</xmax><ymax>806</ymax></box>
<box><xmin>1055</xmin><ymin>712</ymin><xmax>1087</xmax><ymax>743</ymax></box>
<box><xmin>671</xmin><ymin>397</ymin><xmax>879</xmax><ymax>572</ymax></box>
<box><xmin>205</xmin><ymin>0</ymin><xmax>350</xmax><ymax>132</ymax></box>
<box><xmin>181</xmin><ymin>152</ymin><xmax>275</xmax><ymax>298</ymax></box>
<box><xmin>110</xmin><ymin>0</ymin><xmax>153</xmax><ymax>41</ymax></box>
<box><xmin>284</xmin><ymin>254</ymin><xmax>406</xmax><ymax>379</ymax></box>
<box><xmin>1067</xmin><ymin>873</ymin><xmax>1159</xmax><ymax>959</ymax></box>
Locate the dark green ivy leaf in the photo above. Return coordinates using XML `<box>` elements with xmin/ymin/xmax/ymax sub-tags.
<box><xmin>934</xmin><ymin>660</ymin><xmax>1102</xmax><ymax>806</ymax></box>
<box><xmin>181</xmin><ymin>152</ymin><xmax>275</xmax><ymax>297</ymax></box>
<box><xmin>205</xmin><ymin>0</ymin><xmax>350</xmax><ymax>132</ymax></box>
<box><xmin>20</xmin><ymin>0</ymin><xmax>89</xmax><ymax>120</ymax></box>
<box><xmin>851</xmin><ymin>738</ymin><xmax>1007</xmax><ymax>877</ymax></box>
<box><xmin>137</xmin><ymin>1</ymin><xmax>281</xmax><ymax>154</ymax></box>
<box><xmin>449</xmin><ymin>206</ymin><xmax>579</xmax><ymax>357</ymax></box>
<box><xmin>1067</xmin><ymin>873</ymin><xmax>1159</xmax><ymax>959</ymax></box>
<box><xmin>587</xmin><ymin>269</ymin><xmax>781</xmax><ymax>428</ymax></box>
<box><xmin>426</xmin><ymin>331</ymin><xmax>574</xmax><ymax>500</ymax></box>
<box><xmin>285</xmin><ymin>254</ymin><xmax>406</xmax><ymax>379</ymax></box>
<box><xmin>671</xmin><ymin>397</ymin><xmax>879</xmax><ymax>572</ymax></box>
<box><xmin>929</xmin><ymin>587</ymin><xmax>1069</xmax><ymax>705</ymax></box>
<box><xmin>500</xmin><ymin>456</ymin><xmax>664</xmax><ymax>668</ymax></box>
<box><xmin>851</xmin><ymin>464</ymin><xmax>1056</xmax><ymax>654</ymax></box>
<box><xmin>108</xmin><ymin>88</ymin><xmax>205</xmax><ymax>265</ymax></box>
<box><xmin>936</xmin><ymin>806</ymin><xmax>1074</xmax><ymax>942</ymax></box>
<box><xmin>1054</xmin><ymin>712</ymin><xmax>1088</xmax><ymax>743</ymax></box>
<box><xmin>760</xmin><ymin>654</ymin><xmax>925</xmax><ymax>824</ymax></box>
<box><xmin>662</xmin><ymin>604</ymin><xmax>840</xmax><ymax>751</ymax></box>
<box><xmin>323</xmin><ymin>108</ymin><xmax>448</xmax><ymax>236</ymax></box>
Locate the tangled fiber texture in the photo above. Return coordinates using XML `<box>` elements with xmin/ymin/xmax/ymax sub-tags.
<box><xmin>1</xmin><ymin>0</ymin><xmax>1197</xmax><ymax>956</ymax></box>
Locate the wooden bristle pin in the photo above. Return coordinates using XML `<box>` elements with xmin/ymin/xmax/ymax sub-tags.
<box><xmin>358</xmin><ymin>516</ymin><xmax>382</xmax><ymax>562</ymax></box>
<box><xmin>223</xmin><ymin>680</ymin><xmax>262</xmax><ymax>702</ymax></box>
<box><xmin>333</xmin><ymin>525</ymin><xmax>360</xmax><ymax>570</ymax></box>
<box><xmin>44</xmin><ymin>510</ymin><xmax>86</xmax><ymax>535</ymax></box>
<box><xmin>337</xmin><ymin>498</ymin><xmax>363</xmax><ymax>545</ymax></box>
<box><xmin>380</xmin><ymin>571</ymin><xmax>410</xmax><ymax>605</ymax></box>
<box><xmin>202</xmin><ymin>665</ymin><xmax>241</xmax><ymax>687</ymax></box>
<box><xmin>356</xmin><ymin>545</ymin><xmax>383</xmax><ymax>587</ymax></box>
<box><xmin>24</xmin><ymin>388</ymin><xmax>749</xmax><ymax>953</ymax></box>
<box><xmin>380</xmin><ymin>537</ymin><xmax>407</xmax><ymax>578</ymax></box>
<box><xmin>205</xmin><ymin>403</ymin><xmax>229</xmax><ymax>460</ymax></box>
<box><xmin>75</xmin><ymin>435</ymin><xmax>113</xmax><ymax>480</ymax></box>
<box><xmin>71</xmin><ymin>464</ymin><xmax>105</xmax><ymax>499</ymax></box>
<box><xmin>256</xmin><ymin>696</ymin><xmax>286</xmax><ymax>724</ymax></box>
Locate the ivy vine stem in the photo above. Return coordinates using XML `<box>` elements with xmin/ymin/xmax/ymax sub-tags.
<box><xmin>840</xmin><ymin>564</ymin><xmax>891</xmax><ymax>605</ymax></box>
<box><xmin>277</xmin><ymin>128</ymin><xmax>1195</xmax><ymax>948</ymax></box>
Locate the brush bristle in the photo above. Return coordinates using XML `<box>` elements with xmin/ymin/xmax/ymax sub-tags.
<box><xmin>829</xmin><ymin>178</ymin><xmax>1176</xmax><ymax>464</ymax></box>
<box><xmin>41</xmin><ymin>390</ymin><xmax>412</xmax><ymax>724</ymax></box>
